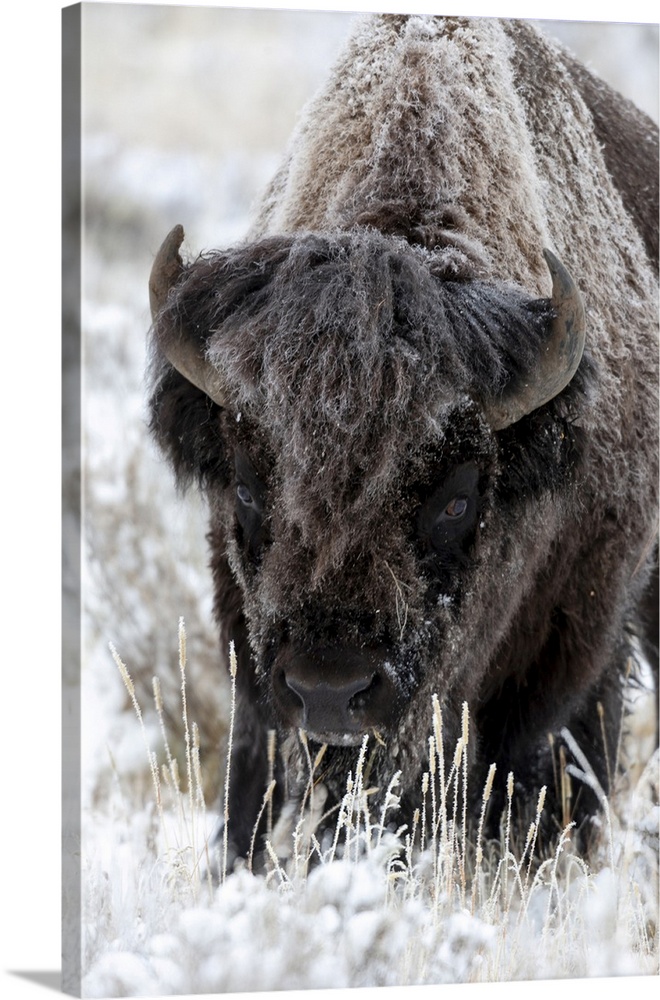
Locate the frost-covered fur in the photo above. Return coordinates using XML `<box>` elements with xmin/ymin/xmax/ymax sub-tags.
<box><xmin>148</xmin><ymin>16</ymin><xmax>658</xmax><ymax>859</ymax></box>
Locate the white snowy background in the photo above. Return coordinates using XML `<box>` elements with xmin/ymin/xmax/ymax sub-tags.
<box><xmin>2</xmin><ymin>2</ymin><xmax>658</xmax><ymax>999</ymax></box>
<box><xmin>78</xmin><ymin>3</ymin><xmax>659</xmax><ymax>997</ymax></box>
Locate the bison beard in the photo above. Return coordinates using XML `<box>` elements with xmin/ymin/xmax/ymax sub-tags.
<box><xmin>147</xmin><ymin>15</ymin><xmax>658</xmax><ymax>866</ymax></box>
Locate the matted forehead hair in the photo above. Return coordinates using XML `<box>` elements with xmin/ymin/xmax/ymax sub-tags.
<box><xmin>155</xmin><ymin>226</ymin><xmax>580</xmax><ymax>419</ymax></box>
<box><xmin>149</xmin><ymin>227</ymin><xmax>593</xmax><ymax>546</ymax></box>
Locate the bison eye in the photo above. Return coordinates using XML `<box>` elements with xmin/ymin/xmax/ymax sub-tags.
<box><xmin>445</xmin><ymin>497</ymin><xmax>468</xmax><ymax>519</ymax></box>
<box><xmin>237</xmin><ymin>483</ymin><xmax>254</xmax><ymax>506</ymax></box>
<box><xmin>416</xmin><ymin>461</ymin><xmax>481</xmax><ymax>561</ymax></box>
<box><xmin>233</xmin><ymin>449</ymin><xmax>269</xmax><ymax>564</ymax></box>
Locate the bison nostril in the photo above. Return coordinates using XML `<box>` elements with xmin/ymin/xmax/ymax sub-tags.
<box><xmin>347</xmin><ymin>672</ymin><xmax>380</xmax><ymax>714</ymax></box>
<box><xmin>274</xmin><ymin>667</ymin><xmax>305</xmax><ymax>718</ymax></box>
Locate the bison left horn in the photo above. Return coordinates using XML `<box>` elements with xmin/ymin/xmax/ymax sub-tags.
<box><xmin>149</xmin><ymin>224</ymin><xmax>229</xmax><ymax>408</ymax></box>
<box><xmin>485</xmin><ymin>248</ymin><xmax>586</xmax><ymax>430</ymax></box>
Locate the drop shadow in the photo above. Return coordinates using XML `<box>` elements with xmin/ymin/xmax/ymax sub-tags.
<box><xmin>11</xmin><ymin>971</ymin><xmax>62</xmax><ymax>993</ymax></box>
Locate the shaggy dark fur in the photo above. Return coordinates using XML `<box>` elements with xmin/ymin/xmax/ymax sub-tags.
<box><xmin>147</xmin><ymin>15</ymin><xmax>658</xmax><ymax>863</ymax></box>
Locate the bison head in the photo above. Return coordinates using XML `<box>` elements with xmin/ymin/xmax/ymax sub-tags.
<box><xmin>148</xmin><ymin>223</ymin><xmax>589</xmax><ymax>775</ymax></box>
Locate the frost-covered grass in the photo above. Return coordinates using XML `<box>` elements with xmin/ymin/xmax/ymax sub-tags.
<box><xmin>80</xmin><ymin>620</ymin><xmax>659</xmax><ymax>996</ymax></box>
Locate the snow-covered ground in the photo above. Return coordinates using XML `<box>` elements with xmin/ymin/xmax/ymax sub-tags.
<box><xmin>75</xmin><ymin>5</ymin><xmax>659</xmax><ymax>997</ymax></box>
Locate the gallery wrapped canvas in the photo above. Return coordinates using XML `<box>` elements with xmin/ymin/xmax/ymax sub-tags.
<box><xmin>63</xmin><ymin>2</ymin><xmax>659</xmax><ymax>997</ymax></box>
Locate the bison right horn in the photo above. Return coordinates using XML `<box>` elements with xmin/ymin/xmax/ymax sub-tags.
<box><xmin>149</xmin><ymin>224</ymin><xmax>230</xmax><ymax>408</ymax></box>
<box><xmin>485</xmin><ymin>248</ymin><xmax>586</xmax><ymax>430</ymax></box>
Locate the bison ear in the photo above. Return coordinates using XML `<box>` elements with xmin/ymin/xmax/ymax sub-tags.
<box><xmin>148</xmin><ymin>368</ymin><xmax>229</xmax><ymax>489</ymax></box>
<box><xmin>149</xmin><ymin>225</ymin><xmax>230</xmax><ymax>408</ymax></box>
<box><xmin>484</xmin><ymin>249</ymin><xmax>586</xmax><ymax>430</ymax></box>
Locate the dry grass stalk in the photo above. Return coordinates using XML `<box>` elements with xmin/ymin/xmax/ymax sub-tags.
<box><xmin>375</xmin><ymin>768</ymin><xmax>402</xmax><ymax>851</ymax></box>
<box><xmin>178</xmin><ymin>618</ymin><xmax>197</xmax><ymax>862</ymax></box>
<box><xmin>432</xmin><ymin>694</ymin><xmax>447</xmax><ymax>856</ymax></box>
<box><xmin>110</xmin><ymin>642</ymin><xmax>163</xmax><ymax>815</ymax></box>
<box><xmin>221</xmin><ymin>640</ymin><xmax>238</xmax><ymax>884</ymax></box>
<box><xmin>248</xmin><ymin>780</ymin><xmax>277</xmax><ymax>873</ymax></box>
<box><xmin>267</xmin><ymin>728</ymin><xmax>277</xmax><ymax>839</ymax></box>
<box><xmin>471</xmin><ymin>762</ymin><xmax>496</xmax><ymax>914</ymax></box>
<box><xmin>460</xmin><ymin>701</ymin><xmax>470</xmax><ymax>905</ymax></box>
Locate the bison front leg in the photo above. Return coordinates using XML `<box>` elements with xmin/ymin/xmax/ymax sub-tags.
<box><xmin>475</xmin><ymin>630</ymin><xmax>627</xmax><ymax>854</ymax></box>
<box><xmin>225</xmin><ymin>680</ymin><xmax>279</xmax><ymax>863</ymax></box>
<box><xmin>209</xmin><ymin>643</ymin><xmax>281</xmax><ymax>874</ymax></box>
<box><xmin>210</xmin><ymin>551</ymin><xmax>281</xmax><ymax>872</ymax></box>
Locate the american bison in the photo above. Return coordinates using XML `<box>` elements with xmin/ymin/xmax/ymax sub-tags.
<box><xmin>147</xmin><ymin>15</ymin><xmax>658</xmax><ymax>861</ymax></box>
